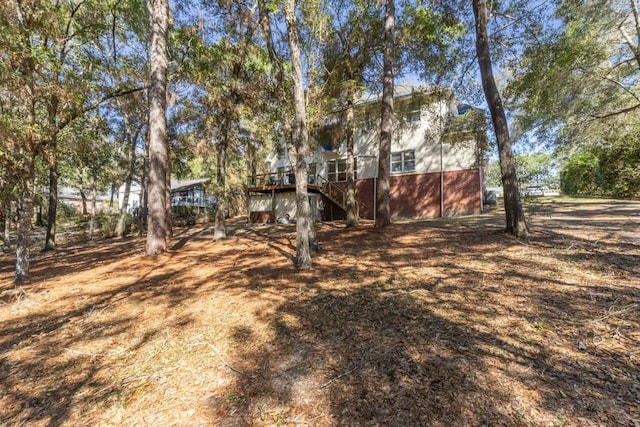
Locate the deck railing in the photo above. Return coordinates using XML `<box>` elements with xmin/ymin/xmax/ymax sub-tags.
<box><xmin>249</xmin><ymin>169</ymin><xmax>367</xmax><ymax>216</ymax></box>
<box><xmin>248</xmin><ymin>169</ymin><xmax>316</xmax><ymax>188</ymax></box>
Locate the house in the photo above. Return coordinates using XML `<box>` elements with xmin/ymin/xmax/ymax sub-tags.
<box><xmin>117</xmin><ymin>178</ymin><xmax>215</xmax><ymax>215</ymax></box>
<box><xmin>247</xmin><ymin>87</ymin><xmax>487</xmax><ymax>223</ymax></box>
<box><xmin>58</xmin><ymin>186</ymin><xmax>110</xmax><ymax>214</ymax></box>
<box><xmin>117</xmin><ymin>182</ymin><xmax>142</xmax><ymax>214</ymax></box>
<box><xmin>170</xmin><ymin>178</ymin><xmax>215</xmax><ymax>209</ymax></box>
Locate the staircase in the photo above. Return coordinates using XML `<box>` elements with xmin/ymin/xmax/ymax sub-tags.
<box><xmin>314</xmin><ymin>174</ymin><xmax>366</xmax><ymax>218</ymax></box>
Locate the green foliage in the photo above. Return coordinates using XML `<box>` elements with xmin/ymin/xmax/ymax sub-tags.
<box><xmin>57</xmin><ymin>201</ymin><xmax>82</xmax><ymax>223</ymax></box>
<box><xmin>515</xmin><ymin>152</ymin><xmax>558</xmax><ymax>188</ymax></box>
<box><xmin>99</xmin><ymin>213</ymin><xmax>134</xmax><ymax>238</ymax></box>
<box><xmin>485</xmin><ymin>160</ymin><xmax>502</xmax><ymax>187</ymax></box>
<box><xmin>444</xmin><ymin>108</ymin><xmax>488</xmax><ymax>150</ymax></box>
<box><xmin>505</xmin><ymin>0</ymin><xmax>640</xmax><ymax>200</ymax></box>
<box><xmin>559</xmin><ymin>123</ymin><xmax>640</xmax><ymax>198</ymax></box>
<box><xmin>560</xmin><ymin>149</ymin><xmax>603</xmax><ymax>196</ymax></box>
<box><xmin>596</xmin><ymin>136</ymin><xmax>640</xmax><ymax>198</ymax></box>
<box><xmin>400</xmin><ymin>3</ymin><xmax>466</xmax><ymax>83</ymax></box>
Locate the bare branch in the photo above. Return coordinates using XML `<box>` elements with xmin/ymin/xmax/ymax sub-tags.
<box><xmin>454</xmin><ymin>53</ymin><xmax>479</xmax><ymax>92</ymax></box>
<box><xmin>59</xmin><ymin>85</ymin><xmax>148</xmax><ymax>130</ymax></box>
<box><xmin>589</xmin><ymin>102</ymin><xmax>640</xmax><ymax>119</ymax></box>
<box><xmin>601</xmin><ymin>75</ymin><xmax>640</xmax><ymax>103</ymax></box>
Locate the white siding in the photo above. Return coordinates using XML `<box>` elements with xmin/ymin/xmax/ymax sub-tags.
<box><xmin>249</xmin><ymin>194</ymin><xmax>272</xmax><ymax>212</ymax></box>
<box><xmin>262</xmin><ymin>96</ymin><xmax>480</xmax><ymax>179</ymax></box>
<box><xmin>249</xmin><ymin>193</ymin><xmax>321</xmax><ymax>221</ymax></box>
<box><xmin>274</xmin><ymin>193</ymin><xmax>297</xmax><ymax>218</ymax></box>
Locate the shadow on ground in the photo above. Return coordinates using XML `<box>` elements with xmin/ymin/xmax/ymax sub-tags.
<box><xmin>0</xmin><ymin>201</ymin><xmax>638</xmax><ymax>425</ymax></box>
<box><xmin>203</xmin><ymin>203</ymin><xmax>639</xmax><ymax>425</ymax></box>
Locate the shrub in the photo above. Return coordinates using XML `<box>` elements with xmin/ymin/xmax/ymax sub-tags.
<box><xmin>98</xmin><ymin>213</ymin><xmax>134</xmax><ymax>238</ymax></box>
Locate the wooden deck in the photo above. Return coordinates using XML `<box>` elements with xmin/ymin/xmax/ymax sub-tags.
<box><xmin>248</xmin><ymin>171</ymin><xmax>367</xmax><ymax>219</ymax></box>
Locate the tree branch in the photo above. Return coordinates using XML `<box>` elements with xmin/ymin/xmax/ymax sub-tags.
<box><xmin>631</xmin><ymin>0</ymin><xmax>640</xmax><ymax>44</ymax></box>
<box><xmin>589</xmin><ymin>102</ymin><xmax>640</xmax><ymax>119</ymax></box>
<box><xmin>59</xmin><ymin>85</ymin><xmax>149</xmax><ymax>130</ymax></box>
<box><xmin>601</xmin><ymin>75</ymin><xmax>640</xmax><ymax>103</ymax></box>
<box><xmin>454</xmin><ymin>53</ymin><xmax>479</xmax><ymax>92</ymax></box>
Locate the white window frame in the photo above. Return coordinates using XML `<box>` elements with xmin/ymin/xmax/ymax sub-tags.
<box><xmin>391</xmin><ymin>150</ymin><xmax>416</xmax><ymax>174</ymax></box>
<box><xmin>327</xmin><ymin>158</ymin><xmax>358</xmax><ymax>182</ymax></box>
<box><xmin>405</xmin><ymin>109</ymin><xmax>421</xmax><ymax>123</ymax></box>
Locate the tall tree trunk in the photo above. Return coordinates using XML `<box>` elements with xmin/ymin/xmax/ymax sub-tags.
<box><xmin>89</xmin><ymin>163</ymin><xmax>98</xmax><ymax>239</ymax></box>
<box><xmin>214</xmin><ymin>128</ymin><xmax>228</xmax><ymax>241</ymax></box>
<box><xmin>43</xmin><ymin>139</ymin><xmax>58</xmax><ymax>251</ymax></box>
<box><xmin>165</xmin><ymin>141</ymin><xmax>172</xmax><ymax>238</ymax></box>
<box><xmin>109</xmin><ymin>182</ymin><xmax>116</xmax><ymax>212</ymax></box>
<box><xmin>146</xmin><ymin>0</ymin><xmax>169</xmax><ymax>255</ymax></box>
<box><xmin>345</xmin><ymin>97</ymin><xmax>358</xmax><ymax>227</ymax></box>
<box><xmin>3</xmin><ymin>202</ymin><xmax>10</xmax><ymax>253</ymax></box>
<box><xmin>16</xmin><ymin>158</ymin><xmax>34</xmax><ymax>284</ymax></box>
<box><xmin>259</xmin><ymin>0</ymin><xmax>283</xmax><ymax>83</ymax></box>
<box><xmin>376</xmin><ymin>0</ymin><xmax>394</xmax><ymax>227</ymax></box>
<box><xmin>284</xmin><ymin>0</ymin><xmax>312</xmax><ymax>268</ymax></box>
<box><xmin>472</xmin><ymin>0</ymin><xmax>528</xmax><ymax>238</ymax></box>
<box><xmin>79</xmin><ymin>190</ymin><xmax>88</xmax><ymax>216</ymax></box>
<box><xmin>116</xmin><ymin>132</ymin><xmax>137</xmax><ymax>238</ymax></box>
<box><xmin>139</xmin><ymin>138</ymin><xmax>149</xmax><ymax>235</ymax></box>
<box><xmin>36</xmin><ymin>204</ymin><xmax>43</xmax><ymax>226</ymax></box>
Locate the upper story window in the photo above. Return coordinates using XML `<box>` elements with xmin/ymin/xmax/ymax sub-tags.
<box><xmin>400</xmin><ymin>98</ymin><xmax>422</xmax><ymax>123</ymax></box>
<box><xmin>391</xmin><ymin>150</ymin><xmax>415</xmax><ymax>173</ymax></box>
<box><xmin>327</xmin><ymin>158</ymin><xmax>358</xmax><ymax>182</ymax></box>
<box><xmin>308</xmin><ymin>162</ymin><xmax>317</xmax><ymax>184</ymax></box>
<box><xmin>276</xmin><ymin>144</ymin><xmax>288</xmax><ymax>160</ymax></box>
<box><xmin>405</xmin><ymin>110</ymin><xmax>421</xmax><ymax>123</ymax></box>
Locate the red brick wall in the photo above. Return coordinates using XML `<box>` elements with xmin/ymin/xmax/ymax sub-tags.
<box><xmin>443</xmin><ymin>169</ymin><xmax>481</xmax><ymax>216</ymax></box>
<box><xmin>355</xmin><ymin>179</ymin><xmax>375</xmax><ymax>219</ymax></box>
<box><xmin>352</xmin><ymin>169</ymin><xmax>480</xmax><ymax>220</ymax></box>
<box><xmin>389</xmin><ymin>174</ymin><xmax>442</xmax><ymax>219</ymax></box>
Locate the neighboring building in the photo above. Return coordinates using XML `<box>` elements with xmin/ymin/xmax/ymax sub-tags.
<box><xmin>118</xmin><ymin>182</ymin><xmax>142</xmax><ymax>214</ymax></box>
<box><xmin>248</xmin><ymin>87</ymin><xmax>487</xmax><ymax>223</ymax></box>
<box><xmin>170</xmin><ymin>178</ymin><xmax>215</xmax><ymax>208</ymax></box>
<box><xmin>59</xmin><ymin>186</ymin><xmax>109</xmax><ymax>213</ymax></box>
<box><xmin>117</xmin><ymin>178</ymin><xmax>215</xmax><ymax>214</ymax></box>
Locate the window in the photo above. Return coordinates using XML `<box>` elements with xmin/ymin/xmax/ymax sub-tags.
<box><xmin>327</xmin><ymin>159</ymin><xmax>358</xmax><ymax>182</ymax></box>
<box><xmin>401</xmin><ymin>99</ymin><xmax>422</xmax><ymax>123</ymax></box>
<box><xmin>406</xmin><ymin>110</ymin><xmax>421</xmax><ymax>123</ymax></box>
<box><xmin>308</xmin><ymin>162</ymin><xmax>317</xmax><ymax>184</ymax></box>
<box><xmin>277</xmin><ymin>166</ymin><xmax>285</xmax><ymax>185</ymax></box>
<box><xmin>327</xmin><ymin>160</ymin><xmax>343</xmax><ymax>182</ymax></box>
<box><xmin>391</xmin><ymin>150</ymin><xmax>415</xmax><ymax>173</ymax></box>
<box><xmin>276</xmin><ymin>145</ymin><xmax>287</xmax><ymax>160</ymax></box>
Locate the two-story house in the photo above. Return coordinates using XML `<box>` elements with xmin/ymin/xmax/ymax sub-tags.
<box><xmin>247</xmin><ymin>87</ymin><xmax>486</xmax><ymax>223</ymax></box>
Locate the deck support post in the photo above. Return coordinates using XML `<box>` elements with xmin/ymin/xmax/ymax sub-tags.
<box><xmin>271</xmin><ymin>189</ymin><xmax>276</xmax><ymax>222</ymax></box>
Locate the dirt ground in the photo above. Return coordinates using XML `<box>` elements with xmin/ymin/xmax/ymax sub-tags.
<box><xmin>0</xmin><ymin>198</ymin><xmax>638</xmax><ymax>426</ymax></box>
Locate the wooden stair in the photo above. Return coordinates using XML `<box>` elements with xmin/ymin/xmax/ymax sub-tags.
<box><xmin>315</xmin><ymin>174</ymin><xmax>366</xmax><ymax>218</ymax></box>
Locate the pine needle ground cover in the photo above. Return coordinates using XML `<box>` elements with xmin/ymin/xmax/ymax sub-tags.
<box><xmin>1</xmin><ymin>198</ymin><xmax>638</xmax><ymax>426</ymax></box>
